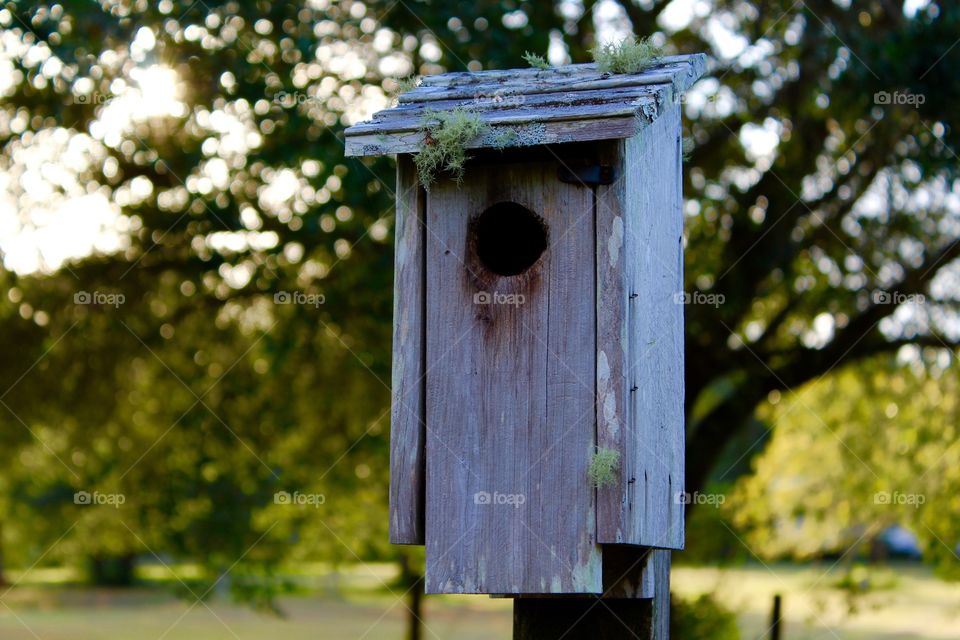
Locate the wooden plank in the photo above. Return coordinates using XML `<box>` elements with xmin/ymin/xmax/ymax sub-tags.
<box><xmin>345</xmin><ymin>116</ymin><xmax>640</xmax><ymax>157</ymax></box>
<box><xmin>347</xmin><ymin>55</ymin><xmax>706</xmax><ymax>158</ymax></box>
<box><xmin>424</xmin><ymin>159</ymin><xmax>600</xmax><ymax>594</ymax></box>
<box><xmin>389</xmin><ymin>155</ymin><xmax>426</xmax><ymax>544</ymax></box>
<box><xmin>622</xmin><ymin>105</ymin><xmax>685</xmax><ymax>548</ymax></box>
<box><xmin>403</xmin><ymin>68</ymin><xmax>683</xmax><ymax>104</ymax></box>
<box><xmin>415</xmin><ymin>54</ymin><xmax>705</xmax><ymax>89</ymax></box>
<box><xmin>349</xmin><ymin>85</ymin><xmax>664</xmax><ymax>133</ymax></box>
<box><xmin>650</xmin><ymin>550</ymin><xmax>672</xmax><ymax>638</ymax></box>
<box><xmin>595</xmin><ymin>139</ymin><xmax>631</xmax><ymax>544</ymax></box>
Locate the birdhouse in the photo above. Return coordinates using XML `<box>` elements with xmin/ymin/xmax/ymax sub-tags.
<box><xmin>345</xmin><ymin>54</ymin><xmax>705</xmax><ymax>596</ymax></box>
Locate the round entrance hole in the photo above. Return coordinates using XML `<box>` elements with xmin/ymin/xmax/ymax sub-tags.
<box><xmin>471</xmin><ymin>202</ymin><xmax>548</xmax><ymax>276</ymax></box>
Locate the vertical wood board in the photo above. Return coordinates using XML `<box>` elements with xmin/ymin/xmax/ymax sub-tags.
<box><xmin>424</xmin><ymin>159</ymin><xmax>600</xmax><ymax>594</ymax></box>
<box><xmin>596</xmin><ymin>107</ymin><xmax>685</xmax><ymax>549</ymax></box>
<box><xmin>390</xmin><ymin>156</ymin><xmax>427</xmax><ymax>544</ymax></box>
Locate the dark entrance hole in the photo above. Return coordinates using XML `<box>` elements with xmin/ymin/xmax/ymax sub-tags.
<box><xmin>471</xmin><ymin>202</ymin><xmax>548</xmax><ymax>276</ymax></box>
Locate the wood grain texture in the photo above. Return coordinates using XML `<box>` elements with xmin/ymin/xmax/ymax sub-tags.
<box><xmin>595</xmin><ymin>139</ymin><xmax>631</xmax><ymax>545</ymax></box>
<box><xmin>344</xmin><ymin>55</ymin><xmax>706</xmax><ymax>157</ymax></box>
<box><xmin>595</xmin><ymin>107</ymin><xmax>684</xmax><ymax>550</ymax></box>
<box><xmin>651</xmin><ymin>550</ymin><xmax>672</xmax><ymax>639</ymax></box>
<box><xmin>624</xmin><ymin>106</ymin><xmax>685</xmax><ymax>549</ymax></box>
<box><xmin>389</xmin><ymin>155</ymin><xmax>426</xmax><ymax>544</ymax></box>
<box><xmin>345</xmin><ymin>116</ymin><xmax>640</xmax><ymax>157</ymax></box>
<box><xmin>406</xmin><ymin>62</ymin><xmax>697</xmax><ymax>104</ymax></box>
<box><xmin>424</xmin><ymin>159</ymin><xmax>600</xmax><ymax>594</ymax></box>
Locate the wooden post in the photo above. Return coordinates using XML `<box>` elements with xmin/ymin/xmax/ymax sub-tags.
<box><xmin>514</xmin><ymin>551</ymin><xmax>671</xmax><ymax>639</ymax></box>
<box><xmin>770</xmin><ymin>593</ymin><xmax>783</xmax><ymax>640</ymax></box>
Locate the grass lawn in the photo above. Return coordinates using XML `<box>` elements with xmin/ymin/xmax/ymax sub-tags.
<box><xmin>0</xmin><ymin>562</ymin><xmax>957</xmax><ymax>639</ymax></box>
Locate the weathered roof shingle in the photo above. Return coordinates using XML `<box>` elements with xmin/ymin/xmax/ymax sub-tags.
<box><xmin>344</xmin><ymin>53</ymin><xmax>706</xmax><ymax>157</ymax></box>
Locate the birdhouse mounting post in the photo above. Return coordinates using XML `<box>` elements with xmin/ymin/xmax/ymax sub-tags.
<box><xmin>345</xmin><ymin>53</ymin><xmax>706</xmax><ymax>640</ymax></box>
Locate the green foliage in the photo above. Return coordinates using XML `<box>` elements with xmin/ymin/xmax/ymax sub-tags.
<box><xmin>522</xmin><ymin>51</ymin><xmax>550</xmax><ymax>69</ymax></box>
<box><xmin>414</xmin><ymin>108</ymin><xmax>488</xmax><ymax>188</ymax></box>
<box><xmin>833</xmin><ymin>564</ymin><xmax>899</xmax><ymax>595</ymax></box>
<box><xmin>682</xmin><ymin>135</ymin><xmax>695</xmax><ymax>161</ymax></box>
<box><xmin>670</xmin><ymin>593</ymin><xmax>741</xmax><ymax>640</ymax></box>
<box><xmin>591</xmin><ymin>36</ymin><xmax>663</xmax><ymax>74</ymax></box>
<box><xmin>588</xmin><ymin>448</ymin><xmax>620</xmax><ymax>488</ymax></box>
<box><xmin>730</xmin><ymin>354</ymin><xmax>960</xmax><ymax>578</ymax></box>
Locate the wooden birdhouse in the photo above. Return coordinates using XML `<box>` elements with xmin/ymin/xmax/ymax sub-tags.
<box><xmin>345</xmin><ymin>54</ymin><xmax>705</xmax><ymax>596</ymax></box>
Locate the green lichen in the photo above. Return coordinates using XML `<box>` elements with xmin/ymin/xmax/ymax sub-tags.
<box><xmin>489</xmin><ymin>128</ymin><xmax>517</xmax><ymax>149</ymax></box>
<box><xmin>522</xmin><ymin>51</ymin><xmax>550</xmax><ymax>69</ymax></box>
<box><xmin>414</xmin><ymin>108</ymin><xmax>488</xmax><ymax>189</ymax></box>
<box><xmin>682</xmin><ymin>135</ymin><xmax>695</xmax><ymax>161</ymax></box>
<box><xmin>592</xmin><ymin>36</ymin><xmax>663</xmax><ymax>74</ymax></box>
<box><xmin>392</xmin><ymin>75</ymin><xmax>419</xmax><ymax>98</ymax></box>
<box><xmin>588</xmin><ymin>448</ymin><xmax>621</xmax><ymax>489</ymax></box>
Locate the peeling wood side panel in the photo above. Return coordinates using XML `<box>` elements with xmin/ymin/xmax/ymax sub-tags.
<box><xmin>595</xmin><ymin>140</ymin><xmax>630</xmax><ymax>544</ymax></box>
<box><xmin>623</xmin><ymin>106</ymin><xmax>685</xmax><ymax>549</ymax></box>
<box><xmin>424</xmin><ymin>160</ymin><xmax>599</xmax><ymax>594</ymax></box>
<box><xmin>595</xmin><ymin>108</ymin><xmax>684</xmax><ymax>550</ymax></box>
<box><xmin>389</xmin><ymin>156</ymin><xmax>426</xmax><ymax>544</ymax></box>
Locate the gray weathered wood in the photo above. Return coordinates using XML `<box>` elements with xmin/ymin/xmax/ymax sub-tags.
<box><xmin>343</xmin><ymin>54</ymin><xmax>706</xmax><ymax>157</ymax></box>
<box><xmin>389</xmin><ymin>155</ymin><xmax>426</xmax><ymax>544</ymax></box>
<box><xmin>623</xmin><ymin>106</ymin><xmax>685</xmax><ymax>549</ymax></box>
<box><xmin>424</xmin><ymin>159</ymin><xmax>600</xmax><ymax>594</ymax></box>
<box><xmin>595</xmin><ymin>139</ymin><xmax>631</xmax><ymax>544</ymax></box>
<box><xmin>346</xmin><ymin>86</ymin><xmax>662</xmax><ymax>134</ymax></box>
<box><xmin>651</xmin><ymin>550</ymin><xmax>672</xmax><ymax>638</ymax></box>
<box><xmin>345</xmin><ymin>116</ymin><xmax>639</xmax><ymax>157</ymax></box>
<box><xmin>411</xmin><ymin>56</ymin><xmax>705</xmax><ymax>96</ymax></box>
<box><xmin>595</xmin><ymin>107</ymin><xmax>684</xmax><ymax>550</ymax></box>
<box><xmin>627</xmin><ymin>109</ymin><xmax>685</xmax><ymax>547</ymax></box>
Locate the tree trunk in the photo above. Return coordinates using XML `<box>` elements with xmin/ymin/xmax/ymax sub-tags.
<box><xmin>88</xmin><ymin>553</ymin><xmax>136</xmax><ymax>587</ymax></box>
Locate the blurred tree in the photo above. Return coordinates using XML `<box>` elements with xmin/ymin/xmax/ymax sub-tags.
<box><xmin>0</xmin><ymin>0</ymin><xmax>958</xmax><ymax>596</ymax></box>
<box><xmin>731</xmin><ymin>350</ymin><xmax>960</xmax><ymax>579</ymax></box>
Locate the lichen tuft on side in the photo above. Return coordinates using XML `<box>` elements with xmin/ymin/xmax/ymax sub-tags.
<box><xmin>414</xmin><ymin>108</ymin><xmax>487</xmax><ymax>189</ymax></box>
<box><xmin>588</xmin><ymin>448</ymin><xmax>621</xmax><ymax>489</ymax></box>
<box><xmin>522</xmin><ymin>51</ymin><xmax>550</xmax><ymax>69</ymax></box>
<box><xmin>592</xmin><ymin>36</ymin><xmax>663</xmax><ymax>74</ymax></box>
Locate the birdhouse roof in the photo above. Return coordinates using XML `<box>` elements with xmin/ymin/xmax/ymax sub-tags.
<box><xmin>344</xmin><ymin>53</ymin><xmax>706</xmax><ymax>157</ymax></box>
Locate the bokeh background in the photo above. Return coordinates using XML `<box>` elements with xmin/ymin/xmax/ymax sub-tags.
<box><xmin>1</xmin><ymin>1</ymin><xmax>959</xmax><ymax>638</ymax></box>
